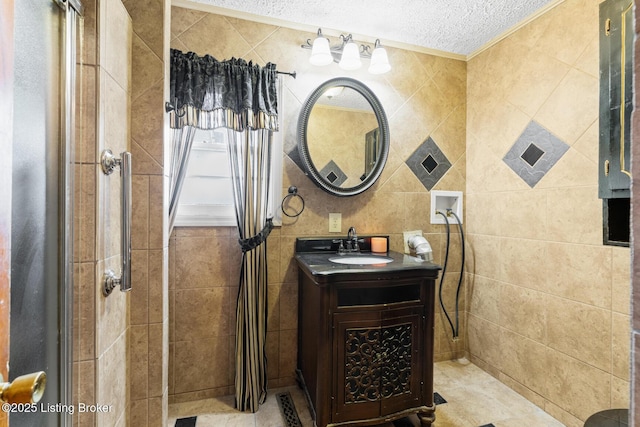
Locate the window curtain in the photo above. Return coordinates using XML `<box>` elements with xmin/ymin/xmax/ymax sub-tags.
<box><xmin>168</xmin><ymin>126</ymin><xmax>196</xmax><ymax>232</ymax></box>
<box><xmin>167</xmin><ymin>49</ymin><xmax>279</xmax><ymax>412</ymax></box>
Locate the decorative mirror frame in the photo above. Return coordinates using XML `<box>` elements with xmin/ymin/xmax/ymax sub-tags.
<box><xmin>297</xmin><ymin>77</ymin><xmax>390</xmax><ymax>197</ymax></box>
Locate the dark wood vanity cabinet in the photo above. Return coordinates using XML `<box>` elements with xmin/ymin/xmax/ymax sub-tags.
<box><xmin>296</xmin><ymin>263</ymin><xmax>438</xmax><ymax>427</ymax></box>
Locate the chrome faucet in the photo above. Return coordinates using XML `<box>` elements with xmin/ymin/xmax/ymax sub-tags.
<box><xmin>346</xmin><ymin>226</ymin><xmax>359</xmax><ymax>252</ymax></box>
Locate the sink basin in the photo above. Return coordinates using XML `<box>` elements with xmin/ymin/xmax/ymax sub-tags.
<box><xmin>328</xmin><ymin>255</ymin><xmax>394</xmax><ymax>265</ymax></box>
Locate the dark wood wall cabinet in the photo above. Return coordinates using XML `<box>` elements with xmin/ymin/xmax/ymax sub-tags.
<box><xmin>599</xmin><ymin>0</ymin><xmax>633</xmax><ymax>246</ymax></box>
<box><xmin>295</xmin><ymin>242</ymin><xmax>440</xmax><ymax>427</ymax></box>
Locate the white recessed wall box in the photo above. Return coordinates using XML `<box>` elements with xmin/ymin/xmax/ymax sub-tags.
<box><xmin>430</xmin><ymin>190</ymin><xmax>463</xmax><ymax>224</ymax></box>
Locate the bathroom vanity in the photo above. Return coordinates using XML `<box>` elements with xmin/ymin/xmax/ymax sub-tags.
<box><xmin>295</xmin><ymin>238</ymin><xmax>441</xmax><ymax>427</ymax></box>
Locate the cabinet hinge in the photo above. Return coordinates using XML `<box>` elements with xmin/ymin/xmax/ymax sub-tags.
<box><xmin>605</xmin><ymin>160</ymin><xmax>610</xmax><ymax>176</ymax></box>
<box><xmin>605</xmin><ymin>18</ymin><xmax>611</xmax><ymax>36</ymax></box>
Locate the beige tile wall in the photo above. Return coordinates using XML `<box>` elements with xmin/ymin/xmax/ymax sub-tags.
<box><xmin>72</xmin><ymin>0</ymin><xmax>171</xmax><ymax>424</ymax></box>
<box><xmin>121</xmin><ymin>0</ymin><xmax>171</xmax><ymax>426</ymax></box>
<box><xmin>73</xmin><ymin>0</ymin><xmax>132</xmax><ymax>426</ymax></box>
<box><xmin>168</xmin><ymin>6</ymin><xmax>467</xmax><ymax>403</ymax></box>
<box><xmin>466</xmin><ymin>0</ymin><xmax>631</xmax><ymax>426</ymax></box>
<box><xmin>69</xmin><ymin>0</ymin><xmax>640</xmax><ymax>425</ymax></box>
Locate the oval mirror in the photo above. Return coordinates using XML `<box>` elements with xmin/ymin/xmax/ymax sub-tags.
<box><xmin>297</xmin><ymin>78</ymin><xmax>390</xmax><ymax>196</ymax></box>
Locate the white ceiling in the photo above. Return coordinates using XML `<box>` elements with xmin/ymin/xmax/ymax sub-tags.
<box><xmin>183</xmin><ymin>0</ymin><xmax>561</xmax><ymax>56</ymax></box>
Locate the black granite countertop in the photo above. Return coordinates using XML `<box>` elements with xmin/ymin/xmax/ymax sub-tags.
<box><xmin>295</xmin><ymin>250</ymin><xmax>439</xmax><ymax>275</ymax></box>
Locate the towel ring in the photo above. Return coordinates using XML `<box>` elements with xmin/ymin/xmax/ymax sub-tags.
<box><xmin>281</xmin><ymin>186</ymin><xmax>305</xmax><ymax>218</ymax></box>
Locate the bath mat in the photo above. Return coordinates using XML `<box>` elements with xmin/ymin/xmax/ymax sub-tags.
<box><xmin>276</xmin><ymin>391</ymin><xmax>303</xmax><ymax>427</ymax></box>
<box><xmin>174</xmin><ymin>416</ymin><xmax>197</xmax><ymax>427</ymax></box>
<box><xmin>433</xmin><ymin>392</ymin><xmax>447</xmax><ymax>405</ymax></box>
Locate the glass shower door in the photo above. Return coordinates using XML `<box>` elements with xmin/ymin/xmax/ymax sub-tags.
<box><xmin>9</xmin><ymin>0</ymin><xmax>80</xmax><ymax>425</ymax></box>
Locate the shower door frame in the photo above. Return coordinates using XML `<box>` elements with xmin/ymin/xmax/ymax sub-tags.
<box><xmin>57</xmin><ymin>1</ymin><xmax>82</xmax><ymax>426</ymax></box>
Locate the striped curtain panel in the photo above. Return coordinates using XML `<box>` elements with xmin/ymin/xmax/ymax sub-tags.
<box><xmin>227</xmin><ymin>128</ymin><xmax>273</xmax><ymax>412</ymax></box>
<box><xmin>167</xmin><ymin>49</ymin><xmax>280</xmax><ymax>412</ymax></box>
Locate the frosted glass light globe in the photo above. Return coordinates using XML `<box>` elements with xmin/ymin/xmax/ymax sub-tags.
<box><xmin>339</xmin><ymin>41</ymin><xmax>362</xmax><ymax>70</ymax></box>
<box><xmin>309</xmin><ymin>37</ymin><xmax>333</xmax><ymax>66</ymax></box>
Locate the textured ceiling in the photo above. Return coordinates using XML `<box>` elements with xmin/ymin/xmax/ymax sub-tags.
<box><xmin>183</xmin><ymin>0</ymin><xmax>560</xmax><ymax>56</ymax></box>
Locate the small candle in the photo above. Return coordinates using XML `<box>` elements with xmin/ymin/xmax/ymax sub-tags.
<box><xmin>371</xmin><ymin>237</ymin><xmax>387</xmax><ymax>253</ymax></box>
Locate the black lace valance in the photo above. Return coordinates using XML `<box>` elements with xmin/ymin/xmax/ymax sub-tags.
<box><xmin>168</xmin><ymin>49</ymin><xmax>279</xmax><ymax>132</ymax></box>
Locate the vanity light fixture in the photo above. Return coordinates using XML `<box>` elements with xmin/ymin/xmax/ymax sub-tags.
<box><xmin>302</xmin><ymin>28</ymin><xmax>391</xmax><ymax>74</ymax></box>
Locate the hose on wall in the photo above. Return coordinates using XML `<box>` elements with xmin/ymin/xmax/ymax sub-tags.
<box><xmin>436</xmin><ymin>209</ymin><xmax>465</xmax><ymax>340</ymax></box>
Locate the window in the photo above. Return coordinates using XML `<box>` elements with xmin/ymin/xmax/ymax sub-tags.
<box><xmin>174</xmin><ymin>127</ymin><xmax>283</xmax><ymax>227</ymax></box>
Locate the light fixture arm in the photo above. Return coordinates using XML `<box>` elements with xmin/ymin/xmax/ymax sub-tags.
<box><xmin>362</xmin><ymin>39</ymin><xmax>383</xmax><ymax>58</ymax></box>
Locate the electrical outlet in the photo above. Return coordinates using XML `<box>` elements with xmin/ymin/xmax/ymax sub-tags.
<box><xmin>403</xmin><ymin>230</ymin><xmax>423</xmax><ymax>254</ymax></box>
<box><xmin>329</xmin><ymin>213</ymin><xmax>342</xmax><ymax>232</ymax></box>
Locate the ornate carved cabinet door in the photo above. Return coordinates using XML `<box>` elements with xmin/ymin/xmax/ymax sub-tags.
<box><xmin>380</xmin><ymin>307</ymin><xmax>423</xmax><ymax>417</ymax></box>
<box><xmin>332</xmin><ymin>307</ymin><xmax>423</xmax><ymax>423</ymax></box>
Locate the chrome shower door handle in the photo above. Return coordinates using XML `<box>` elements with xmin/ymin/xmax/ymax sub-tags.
<box><xmin>119</xmin><ymin>151</ymin><xmax>132</xmax><ymax>292</ymax></box>
<box><xmin>101</xmin><ymin>149</ymin><xmax>132</xmax><ymax>296</ymax></box>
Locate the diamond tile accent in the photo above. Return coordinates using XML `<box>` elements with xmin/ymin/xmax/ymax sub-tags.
<box><xmin>503</xmin><ymin>121</ymin><xmax>569</xmax><ymax>188</ymax></box>
<box><xmin>175</xmin><ymin>416</ymin><xmax>197</xmax><ymax>427</ymax></box>
<box><xmin>433</xmin><ymin>392</ymin><xmax>447</xmax><ymax>405</ymax></box>
<box><xmin>422</xmin><ymin>154</ymin><xmax>439</xmax><ymax>174</ymax></box>
<box><xmin>406</xmin><ymin>137</ymin><xmax>451</xmax><ymax>191</ymax></box>
<box><xmin>286</xmin><ymin>146</ymin><xmax>306</xmax><ymax>173</ymax></box>
<box><xmin>319</xmin><ymin>160</ymin><xmax>347</xmax><ymax>186</ymax></box>
<box><xmin>521</xmin><ymin>143</ymin><xmax>544</xmax><ymax>167</ymax></box>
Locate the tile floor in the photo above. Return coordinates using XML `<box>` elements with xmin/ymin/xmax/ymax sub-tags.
<box><xmin>168</xmin><ymin>360</ymin><xmax>565</xmax><ymax>427</ymax></box>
